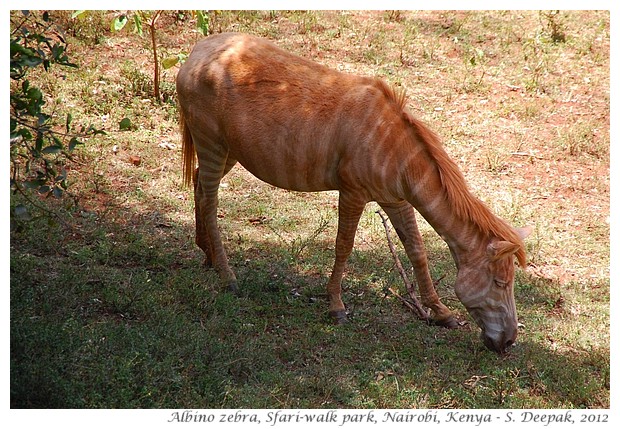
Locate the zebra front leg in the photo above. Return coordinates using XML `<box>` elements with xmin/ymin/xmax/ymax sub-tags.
<box><xmin>327</xmin><ymin>192</ymin><xmax>367</xmax><ymax>323</ymax></box>
<box><xmin>379</xmin><ymin>202</ymin><xmax>458</xmax><ymax>328</ymax></box>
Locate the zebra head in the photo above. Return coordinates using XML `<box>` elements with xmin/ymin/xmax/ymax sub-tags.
<box><xmin>453</xmin><ymin>227</ymin><xmax>532</xmax><ymax>354</ymax></box>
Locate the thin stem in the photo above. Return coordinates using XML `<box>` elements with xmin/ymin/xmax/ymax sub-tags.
<box><xmin>376</xmin><ymin>210</ymin><xmax>430</xmax><ymax>321</ymax></box>
<box><xmin>149</xmin><ymin>11</ymin><xmax>163</xmax><ymax>103</ymax></box>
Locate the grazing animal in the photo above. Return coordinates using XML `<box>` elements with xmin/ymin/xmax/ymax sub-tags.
<box><xmin>177</xmin><ymin>32</ymin><xmax>531</xmax><ymax>354</ymax></box>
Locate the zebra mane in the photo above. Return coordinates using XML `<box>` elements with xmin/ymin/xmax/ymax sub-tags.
<box><xmin>377</xmin><ymin>79</ymin><xmax>526</xmax><ymax>266</ymax></box>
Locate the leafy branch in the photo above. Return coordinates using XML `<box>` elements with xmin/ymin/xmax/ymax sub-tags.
<box><xmin>10</xmin><ymin>10</ymin><xmax>105</xmax><ymax>204</ymax></box>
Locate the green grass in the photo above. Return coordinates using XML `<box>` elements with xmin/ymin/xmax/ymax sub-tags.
<box><xmin>10</xmin><ymin>10</ymin><xmax>609</xmax><ymax>409</ymax></box>
<box><xmin>10</xmin><ymin>173</ymin><xmax>609</xmax><ymax>408</ymax></box>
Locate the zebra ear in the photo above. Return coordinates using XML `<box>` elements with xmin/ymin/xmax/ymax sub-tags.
<box><xmin>487</xmin><ymin>240</ymin><xmax>521</xmax><ymax>261</ymax></box>
<box><xmin>515</xmin><ymin>226</ymin><xmax>533</xmax><ymax>240</ymax></box>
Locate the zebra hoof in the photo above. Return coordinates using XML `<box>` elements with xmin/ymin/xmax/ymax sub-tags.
<box><xmin>226</xmin><ymin>280</ymin><xmax>239</xmax><ymax>295</ymax></box>
<box><xmin>432</xmin><ymin>315</ymin><xmax>460</xmax><ymax>329</ymax></box>
<box><xmin>329</xmin><ymin>310</ymin><xmax>348</xmax><ymax>325</ymax></box>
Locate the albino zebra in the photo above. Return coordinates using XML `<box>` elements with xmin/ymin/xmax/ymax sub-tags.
<box><xmin>177</xmin><ymin>32</ymin><xmax>531</xmax><ymax>354</ymax></box>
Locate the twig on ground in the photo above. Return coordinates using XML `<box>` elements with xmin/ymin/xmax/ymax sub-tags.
<box><xmin>376</xmin><ymin>210</ymin><xmax>430</xmax><ymax>321</ymax></box>
<box><xmin>510</xmin><ymin>152</ymin><xmax>545</xmax><ymax>160</ymax></box>
<box><xmin>387</xmin><ymin>287</ymin><xmax>419</xmax><ymax>315</ymax></box>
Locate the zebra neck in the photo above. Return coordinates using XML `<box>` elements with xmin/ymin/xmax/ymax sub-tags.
<box><xmin>409</xmin><ymin>187</ymin><xmax>488</xmax><ymax>269</ymax></box>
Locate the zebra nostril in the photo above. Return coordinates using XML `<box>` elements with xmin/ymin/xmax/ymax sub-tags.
<box><xmin>505</xmin><ymin>339</ymin><xmax>514</xmax><ymax>348</ymax></box>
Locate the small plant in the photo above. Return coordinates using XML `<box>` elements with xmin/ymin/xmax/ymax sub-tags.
<box><xmin>558</xmin><ymin>121</ymin><xmax>605</xmax><ymax>158</ymax></box>
<box><xmin>120</xmin><ymin>60</ymin><xmax>153</xmax><ymax>98</ymax></box>
<box><xmin>458</xmin><ymin>44</ymin><xmax>490</xmax><ymax>94</ymax></box>
<box><xmin>520</xmin><ymin>36</ymin><xmax>555</xmax><ymax>94</ymax></box>
<box><xmin>63</xmin><ymin>9</ymin><xmax>108</xmax><ymax>45</ymax></box>
<box><xmin>268</xmin><ymin>215</ymin><xmax>331</xmax><ymax>260</ymax></box>
<box><xmin>385</xmin><ymin>11</ymin><xmax>403</xmax><ymax>23</ymax></box>
<box><xmin>540</xmin><ymin>10</ymin><xmax>566</xmax><ymax>43</ymax></box>
<box><xmin>485</xmin><ymin>149</ymin><xmax>508</xmax><ymax>173</ymax></box>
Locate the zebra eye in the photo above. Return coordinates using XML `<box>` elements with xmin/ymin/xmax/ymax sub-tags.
<box><xmin>494</xmin><ymin>279</ymin><xmax>508</xmax><ymax>288</ymax></box>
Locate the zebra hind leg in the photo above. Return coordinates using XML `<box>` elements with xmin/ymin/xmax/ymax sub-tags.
<box><xmin>194</xmin><ymin>148</ymin><xmax>239</xmax><ymax>294</ymax></box>
<box><xmin>194</xmin><ymin>167</ymin><xmax>213</xmax><ymax>268</ymax></box>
